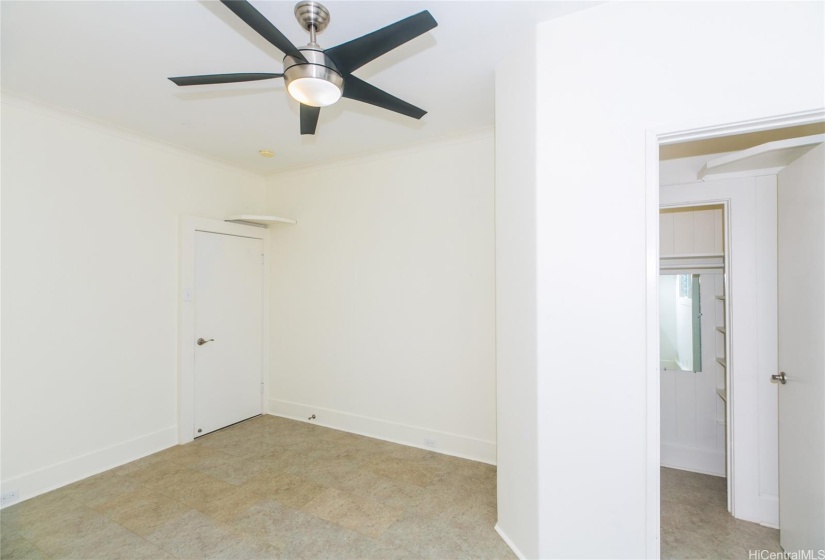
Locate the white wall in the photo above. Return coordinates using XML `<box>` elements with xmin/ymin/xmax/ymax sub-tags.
<box><xmin>660</xmin><ymin>154</ymin><xmax>734</xmax><ymax>187</ymax></box>
<box><xmin>494</xmin><ymin>29</ymin><xmax>539</xmax><ymax>560</ymax></box>
<box><xmin>263</xmin><ymin>130</ymin><xmax>497</xmax><ymax>464</ymax></box>
<box><xmin>496</xmin><ymin>2</ymin><xmax>823</xmax><ymax>557</ymax></box>
<box><xmin>659</xmin><ymin>207</ymin><xmax>724</xmax><ymax>258</ymax></box>
<box><xmin>0</xmin><ymin>96</ymin><xmax>266</xmax><ymax>504</ymax></box>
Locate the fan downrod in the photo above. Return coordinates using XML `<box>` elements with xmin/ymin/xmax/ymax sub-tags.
<box><xmin>294</xmin><ymin>1</ymin><xmax>330</xmax><ymax>42</ymax></box>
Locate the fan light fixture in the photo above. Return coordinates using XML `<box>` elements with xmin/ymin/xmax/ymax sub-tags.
<box><xmin>283</xmin><ymin>49</ymin><xmax>343</xmax><ymax>107</ymax></box>
<box><xmin>287</xmin><ymin>77</ymin><xmax>340</xmax><ymax>107</ymax></box>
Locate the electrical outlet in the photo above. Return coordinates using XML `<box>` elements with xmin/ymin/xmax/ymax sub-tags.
<box><xmin>424</xmin><ymin>438</ymin><xmax>437</xmax><ymax>448</ymax></box>
<box><xmin>1</xmin><ymin>490</ymin><xmax>19</xmax><ymax>506</ymax></box>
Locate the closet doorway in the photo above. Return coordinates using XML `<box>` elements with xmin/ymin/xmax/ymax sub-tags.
<box><xmin>655</xmin><ymin>121</ymin><xmax>824</xmax><ymax>556</ymax></box>
<box><xmin>659</xmin><ymin>204</ymin><xmax>728</xmax><ymax>486</ymax></box>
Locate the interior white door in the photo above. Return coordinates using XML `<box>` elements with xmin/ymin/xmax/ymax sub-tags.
<box><xmin>777</xmin><ymin>143</ymin><xmax>825</xmax><ymax>553</ymax></box>
<box><xmin>194</xmin><ymin>231</ymin><xmax>263</xmax><ymax>437</ymax></box>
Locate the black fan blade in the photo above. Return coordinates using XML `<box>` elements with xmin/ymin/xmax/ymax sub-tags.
<box><xmin>342</xmin><ymin>75</ymin><xmax>426</xmax><ymax>120</ymax></box>
<box><xmin>168</xmin><ymin>73</ymin><xmax>283</xmax><ymax>86</ymax></box>
<box><xmin>301</xmin><ymin>104</ymin><xmax>321</xmax><ymax>135</ymax></box>
<box><xmin>220</xmin><ymin>0</ymin><xmax>306</xmax><ymax>61</ymax></box>
<box><xmin>325</xmin><ymin>11</ymin><xmax>437</xmax><ymax>74</ymax></box>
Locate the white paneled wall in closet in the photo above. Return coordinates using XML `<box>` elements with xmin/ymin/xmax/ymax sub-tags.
<box><xmin>660</xmin><ymin>205</ymin><xmax>727</xmax><ymax>477</ymax></box>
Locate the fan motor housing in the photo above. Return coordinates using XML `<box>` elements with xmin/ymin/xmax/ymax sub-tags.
<box><xmin>283</xmin><ymin>48</ymin><xmax>344</xmax><ymax>94</ymax></box>
<box><xmin>294</xmin><ymin>1</ymin><xmax>331</xmax><ymax>34</ymax></box>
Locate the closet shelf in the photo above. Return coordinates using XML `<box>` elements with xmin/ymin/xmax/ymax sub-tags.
<box><xmin>715</xmin><ymin>295</ymin><xmax>726</xmax><ymax>301</ymax></box>
<box><xmin>225</xmin><ymin>214</ymin><xmax>296</xmax><ymax>227</ymax></box>
<box><xmin>716</xmin><ymin>326</ymin><xmax>726</xmax><ymax>334</ymax></box>
<box><xmin>716</xmin><ymin>357</ymin><xmax>727</xmax><ymax>368</ymax></box>
<box><xmin>698</xmin><ymin>134</ymin><xmax>825</xmax><ymax>180</ymax></box>
<box><xmin>716</xmin><ymin>388</ymin><xmax>727</xmax><ymax>401</ymax></box>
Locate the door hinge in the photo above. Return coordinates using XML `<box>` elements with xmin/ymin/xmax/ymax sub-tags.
<box><xmin>261</xmin><ymin>382</ymin><xmax>265</xmax><ymax>394</ymax></box>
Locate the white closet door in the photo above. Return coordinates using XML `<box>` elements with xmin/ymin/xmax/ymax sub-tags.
<box><xmin>777</xmin><ymin>143</ymin><xmax>824</xmax><ymax>552</ymax></box>
<box><xmin>194</xmin><ymin>231</ymin><xmax>263</xmax><ymax>437</ymax></box>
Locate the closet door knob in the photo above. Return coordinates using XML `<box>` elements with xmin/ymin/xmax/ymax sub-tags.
<box><xmin>771</xmin><ymin>371</ymin><xmax>787</xmax><ymax>385</ymax></box>
<box><xmin>197</xmin><ymin>338</ymin><xmax>214</xmax><ymax>346</ymax></box>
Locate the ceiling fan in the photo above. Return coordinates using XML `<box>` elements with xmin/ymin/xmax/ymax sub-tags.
<box><xmin>169</xmin><ymin>0</ymin><xmax>437</xmax><ymax>135</ymax></box>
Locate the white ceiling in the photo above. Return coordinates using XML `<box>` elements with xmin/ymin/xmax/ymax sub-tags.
<box><xmin>1</xmin><ymin>0</ymin><xmax>596</xmax><ymax>174</ymax></box>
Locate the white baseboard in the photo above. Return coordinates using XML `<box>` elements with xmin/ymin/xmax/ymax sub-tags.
<box><xmin>758</xmin><ymin>493</ymin><xmax>779</xmax><ymax>528</ymax></box>
<box><xmin>661</xmin><ymin>442</ymin><xmax>725</xmax><ymax>477</ymax></box>
<box><xmin>267</xmin><ymin>399</ymin><xmax>496</xmax><ymax>465</ymax></box>
<box><xmin>495</xmin><ymin>523</ymin><xmax>527</xmax><ymax>560</ymax></box>
<box><xmin>0</xmin><ymin>426</ymin><xmax>177</xmax><ymax>508</ymax></box>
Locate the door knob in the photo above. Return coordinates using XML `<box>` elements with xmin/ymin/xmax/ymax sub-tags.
<box><xmin>771</xmin><ymin>371</ymin><xmax>787</xmax><ymax>384</ymax></box>
<box><xmin>197</xmin><ymin>338</ymin><xmax>214</xmax><ymax>346</ymax></box>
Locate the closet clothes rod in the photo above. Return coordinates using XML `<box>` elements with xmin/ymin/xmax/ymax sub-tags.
<box><xmin>660</xmin><ymin>253</ymin><xmax>724</xmax><ymax>259</ymax></box>
<box><xmin>660</xmin><ymin>264</ymin><xmax>724</xmax><ymax>269</ymax></box>
<box><xmin>660</xmin><ymin>265</ymin><xmax>725</xmax><ymax>273</ymax></box>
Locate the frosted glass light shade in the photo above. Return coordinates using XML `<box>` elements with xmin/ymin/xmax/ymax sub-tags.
<box><xmin>287</xmin><ymin>77</ymin><xmax>342</xmax><ymax>107</ymax></box>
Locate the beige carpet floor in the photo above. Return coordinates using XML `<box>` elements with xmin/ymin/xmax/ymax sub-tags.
<box><xmin>661</xmin><ymin>466</ymin><xmax>782</xmax><ymax>559</ymax></box>
<box><xmin>1</xmin><ymin>416</ymin><xmax>786</xmax><ymax>559</ymax></box>
<box><xmin>1</xmin><ymin>415</ymin><xmax>512</xmax><ymax>559</ymax></box>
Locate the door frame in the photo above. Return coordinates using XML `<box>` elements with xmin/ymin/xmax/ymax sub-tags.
<box><xmin>178</xmin><ymin>215</ymin><xmax>270</xmax><ymax>444</ymax></box>
<box><xmin>644</xmin><ymin>108</ymin><xmax>825</xmax><ymax>557</ymax></box>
